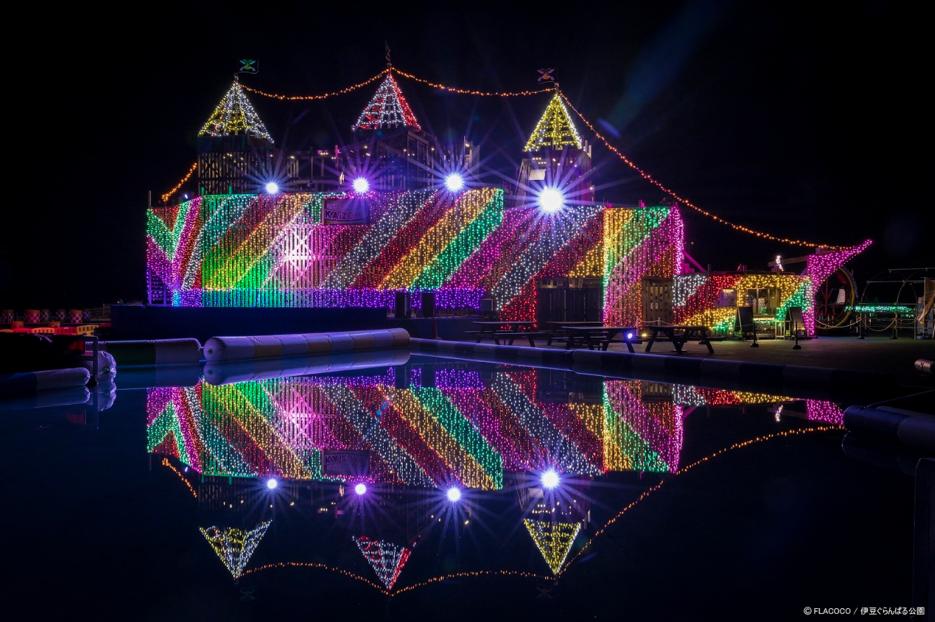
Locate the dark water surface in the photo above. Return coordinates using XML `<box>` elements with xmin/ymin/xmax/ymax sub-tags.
<box><xmin>0</xmin><ymin>354</ymin><xmax>918</xmax><ymax>620</ymax></box>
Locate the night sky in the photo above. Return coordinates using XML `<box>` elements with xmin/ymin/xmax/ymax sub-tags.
<box><xmin>4</xmin><ymin>1</ymin><xmax>931</xmax><ymax>308</ymax></box>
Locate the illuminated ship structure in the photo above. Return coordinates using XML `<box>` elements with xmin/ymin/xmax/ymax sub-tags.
<box><xmin>148</xmin><ymin>73</ymin><xmax>869</xmax><ymax>334</ymax></box>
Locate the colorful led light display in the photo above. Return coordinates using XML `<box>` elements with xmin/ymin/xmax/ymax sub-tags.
<box><xmin>670</xmin><ymin>240</ymin><xmax>870</xmax><ymax>338</ymax></box>
<box><xmin>353</xmin><ymin>536</ymin><xmax>412</xmax><ymax>590</ymax></box>
<box><xmin>603</xmin><ymin>207</ymin><xmax>684</xmax><ymax>325</ymax></box>
<box><xmin>352</xmin><ymin>73</ymin><xmax>421</xmax><ymax>131</ymax></box>
<box><xmin>198</xmin><ymin>79</ymin><xmax>272</xmax><ymax>142</ymax></box>
<box><xmin>523</xmin><ymin>519</ymin><xmax>581</xmax><ymax>574</ymax></box>
<box><xmin>147</xmin><ymin>190</ymin><xmax>690</xmax><ymax>321</ymax></box>
<box><xmin>523</xmin><ymin>93</ymin><xmax>583</xmax><ymax>152</ymax></box>
<box><xmin>160</xmin><ymin>369</ymin><xmax>843</xmax><ymax>590</ymax></box>
<box><xmin>159</xmin><ymin>66</ymin><xmax>866</xmax><ymax>254</ymax></box>
<box><xmin>603</xmin><ymin>380</ymin><xmax>683</xmax><ymax>473</ymax></box>
<box><xmin>673</xmin><ymin>273</ymin><xmax>806</xmax><ymax>335</ymax></box>
<box><xmin>801</xmin><ymin>240</ymin><xmax>873</xmax><ymax>334</ymax></box>
<box><xmin>845</xmin><ymin>304</ymin><xmax>915</xmax><ymax>315</ymax></box>
<box><xmin>148</xmin><ymin>373</ymin><xmax>845</xmax><ymax>499</ymax></box>
<box><xmin>147</xmin><ymin>372</ymin><xmax>693</xmax><ymax>489</ymax></box>
<box><xmin>147</xmin><ymin>190</ymin><xmax>511</xmax><ymax>310</ymax></box>
<box><xmin>200</xmin><ymin>520</ymin><xmax>271</xmax><ymax>579</ymax></box>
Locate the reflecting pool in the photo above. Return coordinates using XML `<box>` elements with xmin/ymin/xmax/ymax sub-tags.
<box><xmin>0</xmin><ymin>354</ymin><xmax>919</xmax><ymax>620</ymax></box>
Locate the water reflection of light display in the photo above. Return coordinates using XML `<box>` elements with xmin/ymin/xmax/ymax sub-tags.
<box><xmin>353</xmin><ymin>536</ymin><xmax>412</xmax><ymax>590</ymax></box>
<box><xmin>524</xmin><ymin>519</ymin><xmax>582</xmax><ymax>574</ymax></box>
<box><xmin>147</xmin><ymin>364</ymin><xmax>844</xmax><ymax>591</ymax></box>
<box><xmin>148</xmin><ymin>370</ymin><xmax>844</xmax><ymax>487</ymax></box>
<box><xmin>199</xmin><ymin>520</ymin><xmax>271</xmax><ymax>579</ymax></box>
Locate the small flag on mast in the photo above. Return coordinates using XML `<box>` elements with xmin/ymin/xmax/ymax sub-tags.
<box><xmin>238</xmin><ymin>59</ymin><xmax>258</xmax><ymax>75</ymax></box>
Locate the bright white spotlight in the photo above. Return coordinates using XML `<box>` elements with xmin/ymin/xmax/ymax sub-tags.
<box><xmin>352</xmin><ymin>177</ymin><xmax>370</xmax><ymax>193</ymax></box>
<box><xmin>541</xmin><ymin>468</ymin><xmax>561</xmax><ymax>490</ymax></box>
<box><xmin>354</xmin><ymin>482</ymin><xmax>367</xmax><ymax>496</ymax></box>
<box><xmin>538</xmin><ymin>187</ymin><xmax>565</xmax><ymax>213</ymax></box>
<box><xmin>265</xmin><ymin>181</ymin><xmax>280</xmax><ymax>195</ymax></box>
<box><xmin>265</xmin><ymin>477</ymin><xmax>279</xmax><ymax>490</ymax></box>
<box><xmin>446</xmin><ymin>486</ymin><xmax>462</xmax><ymax>502</ymax></box>
<box><xmin>444</xmin><ymin>172</ymin><xmax>464</xmax><ymax>192</ymax></box>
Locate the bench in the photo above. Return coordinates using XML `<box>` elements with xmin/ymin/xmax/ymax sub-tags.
<box><xmin>644</xmin><ymin>325</ymin><xmax>714</xmax><ymax>354</ymax></box>
<box><xmin>490</xmin><ymin>331</ymin><xmax>547</xmax><ymax>346</ymax></box>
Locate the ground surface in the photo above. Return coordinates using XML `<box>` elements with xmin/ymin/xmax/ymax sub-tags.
<box><xmin>529</xmin><ymin>336</ymin><xmax>934</xmax><ymax>388</ymax></box>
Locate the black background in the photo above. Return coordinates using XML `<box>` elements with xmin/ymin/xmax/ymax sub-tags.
<box><xmin>3</xmin><ymin>1</ymin><xmax>932</xmax><ymax>307</ymax></box>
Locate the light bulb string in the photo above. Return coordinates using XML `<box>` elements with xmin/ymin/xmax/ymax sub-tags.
<box><xmin>238</xmin><ymin>66</ymin><xmax>552</xmax><ymax>100</ymax></box>
<box><xmin>391</xmin><ymin>67</ymin><xmax>554</xmax><ymax>97</ymax></box>
<box><xmin>160</xmin><ymin>162</ymin><xmax>197</xmax><ymax>204</ymax></box>
<box><xmin>163</xmin><ymin>69</ymin><xmax>855</xmax><ymax>251</ymax></box>
<box><xmin>556</xmin><ymin>89</ymin><xmax>849</xmax><ymax>250</ymax></box>
<box><xmin>229</xmin><ymin>426</ymin><xmax>840</xmax><ymax>595</ymax></box>
<box><xmin>240</xmin><ymin>68</ymin><xmax>390</xmax><ymax>101</ymax></box>
<box><xmin>559</xmin><ymin>424</ymin><xmax>842</xmax><ymax>573</ymax></box>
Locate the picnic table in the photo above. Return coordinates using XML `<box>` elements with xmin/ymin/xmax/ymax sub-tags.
<box><xmin>545</xmin><ymin>321</ymin><xmax>603</xmax><ymax>347</ymax></box>
<box><xmin>562</xmin><ymin>325</ymin><xmax>639</xmax><ymax>352</ymax></box>
<box><xmin>643</xmin><ymin>324</ymin><xmax>714</xmax><ymax>354</ymax></box>
<box><xmin>468</xmin><ymin>320</ymin><xmax>543</xmax><ymax>346</ymax></box>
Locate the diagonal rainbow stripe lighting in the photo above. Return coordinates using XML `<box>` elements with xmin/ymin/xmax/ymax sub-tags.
<box><xmin>146</xmin><ymin>190</ymin><xmax>688</xmax><ymax>320</ymax></box>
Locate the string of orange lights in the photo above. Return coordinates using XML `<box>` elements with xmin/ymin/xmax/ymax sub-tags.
<box><xmin>392</xmin><ymin>67</ymin><xmax>554</xmax><ymax>97</ymax></box>
<box><xmin>219</xmin><ymin>426</ymin><xmax>840</xmax><ymax>595</ymax></box>
<box><xmin>560</xmin><ymin>425</ymin><xmax>842</xmax><ymax>572</ymax></box>
<box><xmin>557</xmin><ymin>90</ymin><xmax>848</xmax><ymax>250</ymax></box>
<box><xmin>241</xmin><ymin>68</ymin><xmax>390</xmax><ymax>101</ymax></box>
<box><xmin>240</xmin><ymin>561</ymin><xmax>386</xmax><ymax>592</ymax></box>
<box><xmin>390</xmin><ymin>570</ymin><xmax>553</xmax><ymax>597</ymax></box>
<box><xmin>160</xmin><ymin>457</ymin><xmax>197</xmax><ymax>499</ymax></box>
<box><xmin>160</xmin><ymin>67</ymin><xmax>852</xmax><ymax>250</ymax></box>
<box><xmin>160</xmin><ymin>162</ymin><xmax>197</xmax><ymax>204</ymax></box>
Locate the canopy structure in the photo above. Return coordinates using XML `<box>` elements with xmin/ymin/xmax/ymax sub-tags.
<box><xmin>352</xmin><ymin>73</ymin><xmax>421</xmax><ymax>131</ymax></box>
<box><xmin>523</xmin><ymin>92</ymin><xmax>583</xmax><ymax>152</ymax></box>
<box><xmin>198</xmin><ymin>79</ymin><xmax>273</xmax><ymax>143</ymax></box>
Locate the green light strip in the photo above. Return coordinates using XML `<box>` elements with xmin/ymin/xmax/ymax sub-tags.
<box><xmin>146</xmin><ymin>200</ymin><xmax>192</xmax><ymax>258</ymax></box>
<box><xmin>603</xmin><ymin>207</ymin><xmax>667</xmax><ymax>288</ymax></box>
<box><xmin>845</xmin><ymin>304</ymin><xmax>915</xmax><ymax>314</ymax></box>
<box><xmin>412</xmin><ymin>190</ymin><xmax>504</xmax><ymax>289</ymax></box>
<box><xmin>146</xmin><ymin>401</ymin><xmax>191</xmax><ymax>465</ymax></box>
<box><xmin>773</xmin><ymin>281</ymin><xmax>813</xmax><ymax>322</ymax></box>
<box><xmin>412</xmin><ymin>387</ymin><xmax>504</xmax><ymax>489</ymax></box>
<box><xmin>602</xmin><ymin>388</ymin><xmax>668</xmax><ymax>473</ymax></box>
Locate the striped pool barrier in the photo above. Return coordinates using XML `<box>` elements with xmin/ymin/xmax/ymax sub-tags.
<box><xmin>103</xmin><ymin>339</ymin><xmax>203</xmax><ymax>367</ymax></box>
<box><xmin>204</xmin><ymin>350</ymin><xmax>411</xmax><ymax>385</ymax></box>
<box><xmin>203</xmin><ymin>328</ymin><xmax>410</xmax><ymax>363</ymax></box>
<box><xmin>0</xmin><ymin>367</ymin><xmax>91</xmax><ymax>398</ymax></box>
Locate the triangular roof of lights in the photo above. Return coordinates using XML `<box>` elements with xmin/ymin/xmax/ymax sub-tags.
<box><xmin>353</xmin><ymin>535</ymin><xmax>412</xmax><ymax>590</ymax></box>
<box><xmin>198</xmin><ymin>78</ymin><xmax>274</xmax><ymax>143</ymax></box>
<box><xmin>523</xmin><ymin>92</ymin><xmax>583</xmax><ymax>152</ymax></box>
<box><xmin>199</xmin><ymin>520</ymin><xmax>271</xmax><ymax>579</ymax></box>
<box><xmin>352</xmin><ymin>72</ymin><xmax>422</xmax><ymax>132</ymax></box>
<box><xmin>523</xmin><ymin>518</ymin><xmax>581</xmax><ymax>575</ymax></box>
